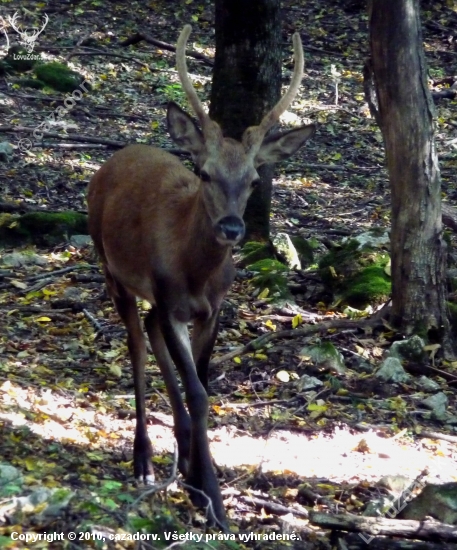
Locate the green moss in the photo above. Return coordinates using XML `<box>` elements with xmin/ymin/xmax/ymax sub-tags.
<box><xmin>0</xmin><ymin>211</ymin><xmax>88</xmax><ymax>246</ymax></box>
<box><xmin>20</xmin><ymin>211</ymin><xmax>87</xmax><ymax>234</ymax></box>
<box><xmin>34</xmin><ymin>62</ymin><xmax>83</xmax><ymax>93</ymax></box>
<box><xmin>16</xmin><ymin>78</ymin><xmax>46</xmax><ymax>90</ymax></box>
<box><xmin>343</xmin><ymin>265</ymin><xmax>391</xmax><ymax>307</ymax></box>
<box><xmin>239</xmin><ymin>241</ymin><xmax>274</xmax><ymax>267</ymax></box>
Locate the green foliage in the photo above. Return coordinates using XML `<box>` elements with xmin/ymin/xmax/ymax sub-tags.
<box><xmin>249</xmin><ymin>258</ymin><xmax>291</xmax><ymax>300</ymax></box>
<box><xmin>239</xmin><ymin>240</ymin><xmax>274</xmax><ymax>267</ymax></box>
<box><xmin>299</xmin><ymin>340</ymin><xmax>346</xmax><ymax>373</ymax></box>
<box><xmin>161</xmin><ymin>82</ymin><xmax>185</xmax><ymax>102</ymax></box>
<box><xmin>34</xmin><ymin>62</ymin><xmax>84</xmax><ymax>93</ymax></box>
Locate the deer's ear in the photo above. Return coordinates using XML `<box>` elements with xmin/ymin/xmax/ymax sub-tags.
<box><xmin>167</xmin><ymin>102</ymin><xmax>205</xmax><ymax>161</ymax></box>
<box><xmin>255</xmin><ymin>125</ymin><xmax>316</xmax><ymax>167</ymax></box>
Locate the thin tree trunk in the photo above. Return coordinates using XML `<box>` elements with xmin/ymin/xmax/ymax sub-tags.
<box><xmin>369</xmin><ymin>0</ymin><xmax>452</xmax><ymax>353</ymax></box>
<box><xmin>210</xmin><ymin>0</ymin><xmax>281</xmax><ymax>241</ymax></box>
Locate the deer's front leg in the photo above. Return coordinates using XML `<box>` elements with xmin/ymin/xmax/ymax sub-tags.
<box><xmin>191</xmin><ymin>311</ymin><xmax>220</xmax><ymax>391</ymax></box>
<box><xmin>157</xmin><ymin>307</ymin><xmax>226</xmax><ymax>527</ymax></box>
<box><xmin>144</xmin><ymin>307</ymin><xmax>191</xmax><ymax>476</ymax></box>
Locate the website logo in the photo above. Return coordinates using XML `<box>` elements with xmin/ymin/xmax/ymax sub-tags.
<box><xmin>1</xmin><ymin>12</ymin><xmax>48</xmax><ymax>58</ymax></box>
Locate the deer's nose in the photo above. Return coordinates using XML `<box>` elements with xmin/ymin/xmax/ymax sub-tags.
<box><xmin>216</xmin><ymin>216</ymin><xmax>245</xmax><ymax>243</ymax></box>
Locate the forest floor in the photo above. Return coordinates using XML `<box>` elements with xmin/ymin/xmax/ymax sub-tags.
<box><xmin>1</xmin><ymin>0</ymin><xmax>457</xmax><ymax>549</ymax></box>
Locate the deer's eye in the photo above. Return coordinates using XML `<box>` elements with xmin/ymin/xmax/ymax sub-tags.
<box><xmin>200</xmin><ymin>171</ymin><xmax>211</xmax><ymax>183</ymax></box>
<box><xmin>251</xmin><ymin>178</ymin><xmax>261</xmax><ymax>189</ymax></box>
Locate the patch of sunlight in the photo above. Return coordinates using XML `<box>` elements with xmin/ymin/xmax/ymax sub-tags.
<box><xmin>1</xmin><ymin>379</ymin><xmax>456</xmax><ymax>487</ymax></box>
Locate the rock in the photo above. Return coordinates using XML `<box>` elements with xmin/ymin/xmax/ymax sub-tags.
<box><xmin>0</xmin><ymin>252</ymin><xmax>47</xmax><ymax>267</ymax></box>
<box><xmin>377</xmin><ymin>475</ymin><xmax>411</xmax><ymax>495</ymax></box>
<box><xmin>69</xmin><ymin>234</ymin><xmax>92</xmax><ymax>248</ymax></box>
<box><xmin>272</xmin><ymin>232</ymin><xmax>301</xmax><ymax>269</ymax></box>
<box><xmin>416</xmin><ymin>375</ymin><xmax>440</xmax><ymax>392</ymax></box>
<box><xmin>388</xmin><ymin>335</ymin><xmax>426</xmax><ymax>364</ymax></box>
<box><xmin>298</xmin><ymin>374</ymin><xmax>324</xmax><ymax>391</ymax></box>
<box><xmin>421</xmin><ymin>392</ymin><xmax>448</xmax><ymax>420</ymax></box>
<box><xmin>0</xmin><ymin>142</ymin><xmax>14</xmax><ymax>162</ymax></box>
<box><xmin>376</xmin><ymin>357</ymin><xmax>411</xmax><ymax>383</ymax></box>
<box><xmin>0</xmin><ymin>463</ymin><xmax>23</xmax><ymax>492</ymax></box>
<box><xmin>344</xmin><ymin>228</ymin><xmax>390</xmax><ymax>249</ymax></box>
<box><xmin>399</xmin><ymin>483</ymin><xmax>457</xmax><ymax>524</ymax></box>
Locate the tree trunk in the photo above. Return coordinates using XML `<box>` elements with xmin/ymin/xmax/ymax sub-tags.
<box><xmin>209</xmin><ymin>0</ymin><xmax>281</xmax><ymax>241</ymax></box>
<box><xmin>369</xmin><ymin>0</ymin><xmax>452</xmax><ymax>352</ymax></box>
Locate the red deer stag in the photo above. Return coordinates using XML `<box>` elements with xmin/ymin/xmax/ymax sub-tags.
<box><xmin>87</xmin><ymin>25</ymin><xmax>315</xmax><ymax>527</ymax></box>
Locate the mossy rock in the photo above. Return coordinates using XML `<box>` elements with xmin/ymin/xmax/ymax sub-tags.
<box><xmin>342</xmin><ymin>265</ymin><xmax>391</xmax><ymax>307</ymax></box>
<box><xmin>34</xmin><ymin>62</ymin><xmax>84</xmax><ymax>93</ymax></box>
<box><xmin>16</xmin><ymin>77</ymin><xmax>46</xmax><ymax>90</ymax></box>
<box><xmin>318</xmin><ymin>239</ymin><xmax>362</xmax><ymax>285</ymax></box>
<box><xmin>0</xmin><ymin>211</ymin><xmax>88</xmax><ymax>246</ymax></box>
<box><xmin>318</xmin><ymin>238</ymin><xmax>391</xmax><ymax>308</ymax></box>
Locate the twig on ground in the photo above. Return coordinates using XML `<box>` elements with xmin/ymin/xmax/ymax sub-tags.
<box><xmin>83</xmin><ymin>308</ymin><xmax>105</xmax><ymax>332</ymax></box>
<box><xmin>128</xmin><ymin>445</ymin><xmax>179</xmax><ymax>510</ymax></box>
<box><xmin>64</xmin><ymin>49</ymin><xmax>150</xmax><ymax>68</ymax></box>
<box><xmin>63</xmin><ymin>32</ymin><xmax>93</xmax><ymax>63</ymax></box>
<box><xmin>27</xmin><ymin>265</ymin><xmax>97</xmax><ymax>282</ymax></box>
<box><xmin>120</xmin><ymin>32</ymin><xmax>213</xmax><ymax>66</ymax></box>
<box><xmin>240</xmin><ymin>495</ymin><xmax>309</xmax><ymax>519</ymax></box>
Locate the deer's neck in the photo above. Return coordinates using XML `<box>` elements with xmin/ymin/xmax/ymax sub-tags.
<box><xmin>185</xmin><ymin>188</ymin><xmax>232</xmax><ymax>275</ymax></box>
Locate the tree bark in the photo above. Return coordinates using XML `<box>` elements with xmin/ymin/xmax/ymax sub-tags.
<box><xmin>209</xmin><ymin>0</ymin><xmax>281</xmax><ymax>241</ymax></box>
<box><xmin>369</xmin><ymin>0</ymin><xmax>452</xmax><ymax>353</ymax></box>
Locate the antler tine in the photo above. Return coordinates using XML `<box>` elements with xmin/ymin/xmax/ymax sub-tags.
<box><xmin>8</xmin><ymin>12</ymin><xmax>21</xmax><ymax>32</ymax></box>
<box><xmin>176</xmin><ymin>25</ymin><xmax>209</xmax><ymax>130</ymax></box>
<box><xmin>35</xmin><ymin>13</ymin><xmax>49</xmax><ymax>38</ymax></box>
<box><xmin>242</xmin><ymin>32</ymin><xmax>304</xmax><ymax>154</ymax></box>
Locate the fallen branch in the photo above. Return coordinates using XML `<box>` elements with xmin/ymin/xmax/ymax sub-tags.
<box><xmin>63</xmin><ymin>32</ymin><xmax>92</xmax><ymax>63</ymax></box>
<box><xmin>432</xmin><ymin>89</ymin><xmax>457</xmax><ymax>101</ymax></box>
<box><xmin>240</xmin><ymin>495</ymin><xmax>308</xmax><ymax>519</ymax></box>
<box><xmin>309</xmin><ymin>512</ymin><xmax>457</xmax><ymax>542</ymax></box>
<box><xmin>420</xmin><ymin>430</ymin><xmax>457</xmax><ymax>444</ymax></box>
<box><xmin>41</xmin><ymin>143</ymin><xmax>108</xmax><ymax>150</ymax></box>
<box><xmin>64</xmin><ymin>49</ymin><xmax>150</xmax><ymax>68</ymax></box>
<box><xmin>0</xmin><ymin>126</ymin><xmax>125</xmax><ymax>148</ymax></box>
<box><xmin>211</xmin><ymin>318</ymin><xmax>366</xmax><ymax>367</ymax></box>
<box><xmin>120</xmin><ymin>32</ymin><xmax>213</xmax><ymax>66</ymax></box>
<box><xmin>0</xmin><ymin>201</ymin><xmax>34</xmax><ymax>213</ymax></box>
<box><xmin>27</xmin><ymin>265</ymin><xmax>96</xmax><ymax>282</ymax></box>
